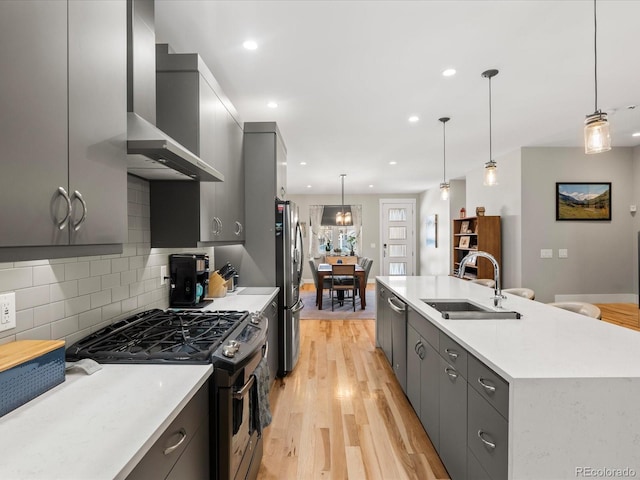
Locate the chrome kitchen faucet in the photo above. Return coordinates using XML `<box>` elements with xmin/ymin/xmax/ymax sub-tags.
<box><xmin>458</xmin><ymin>250</ymin><xmax>505</xmax><ymax>308</ymax></box>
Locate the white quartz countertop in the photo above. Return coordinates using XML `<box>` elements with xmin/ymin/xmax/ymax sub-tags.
<box><xmin>0</xmin><ymin>364</ymin><xmax>212</xmax><ymax>480</ymax></box>
<box><xmin>0</xmin><ymin>286</ymin><xmax>278</xmax><ymax>480</ymax></box>
<box><xmin>377</xmin><ymin>275</ymin><xmax>640</xmax><ymax>381</ymax></box>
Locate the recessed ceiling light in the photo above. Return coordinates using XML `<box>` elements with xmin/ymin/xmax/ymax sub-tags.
<box><xmin>306</xmin><ymin>185</ymin><xmax>312</xmax><ymax>188</ymax></box>
<box><xmin>300</xmin><ymin>161</ymin><xmax>307</xmax><ymax>165</ymax></box>
<box><xmin>267</xmin><ymin>101</ymin><xmax>278</xmax><ymax>108</ymax></box>
<box><xmin>408</xmin><ymin>116</ymin><xmax>419</xmax><ymax>123</ymax></box>
<box><xmin>389</xmin><ymin>161</ymin><xmax>397</xmax><ymax>165</ymax></box>
<box><xmin>369</xmin><ymin>184</ymin><xmax>374</xmax><ymax>188</ymax></box>
<box><xmin>243</xmin><ymin>40</ymin><xmax>258</xmax><ymax>50</ymax></box>
<box><xmin>442</xmin><ymin>68</ymin><xmax>457</xmax><ymax>77</ymax></box>
<box><xmin>632</xmin><ymin>132</ymin><xmax>640</xmax><ymax>137</ymax></box>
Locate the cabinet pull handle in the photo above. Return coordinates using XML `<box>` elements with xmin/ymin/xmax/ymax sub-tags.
<box><xmin>163</xmin><ymin>428</ymin><xmax>187</xmax><ymax>455</ymax></box>
<box><xmin>56</xmin><ymin>187</ymin><xmax>72</xmax><ymax>230</ymax></box>
<box><xmin>216</xmin><ymin>217</ymin><xmax>223</xmax><ymax>235</ymax></box>
<box><xmin>414</xmin><ymin>341</ymin><xmax>422</xmax><ymax>354</ymax></box>
<box><xmin>234</xmin><ymin>221</ymin><xmax>243</xmax><ymax>235</ymax></box>
<box><xmin>445</xmin><ymin>348</ymin><xmax>459</xmax><ymax>360</ymax></box>
<box><xmin>444</xmin><ymin>367</ymin><xmax>458</xmax><ymax>379</ymax></box>
<box><xmin>418</xmin><ymin>344</ymin><xmax>425</xmax><ymax>360</ymax></box>
<box><xmin>477</xmin><ymin>430</ymin><xmax>496</xmax><ymax>450</ymax></box>
<box><xmin>387</xmin><ymin>296</ymin><xmax>406</xmax><ymax>313</ymax></box>
<box><xmin>478</xmin><ymin>377</ymin><xmax>496</xmax><ymax>393</ymax></box>
<box><xmin>71</xmin><ymin>190</ymin><xmax>87</xmax><ymax>231</ymax></box>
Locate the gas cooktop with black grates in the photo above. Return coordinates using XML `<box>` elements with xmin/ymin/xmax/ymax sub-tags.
<box><xmin>65</xmin><ymin>309</ymin><xmax>250</xmax><ymax>365</ymax></box>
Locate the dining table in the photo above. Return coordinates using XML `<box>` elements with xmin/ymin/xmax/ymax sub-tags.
<box><xmin>316</xmin><ymin>263</ymin><xmax>366</xmax><ymax>310</ymax></box>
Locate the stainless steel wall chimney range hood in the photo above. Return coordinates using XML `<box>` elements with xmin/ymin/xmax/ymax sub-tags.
<box><xmin>126</xmin><ymin>0</ymin><xmax>223</xmax><ymax>182</ymax></box>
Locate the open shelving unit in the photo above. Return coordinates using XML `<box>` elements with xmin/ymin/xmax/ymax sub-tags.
<box><xmin>451</xmin><ymin>215</ymin><xmax>501</xmax><ymax>281</ymax></box>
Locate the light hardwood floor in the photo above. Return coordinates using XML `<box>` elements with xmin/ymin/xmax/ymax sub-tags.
<box><xmin>258</xmin><ymin>319</ymin><xmax>449</xmax><ymax>480</ymax></box>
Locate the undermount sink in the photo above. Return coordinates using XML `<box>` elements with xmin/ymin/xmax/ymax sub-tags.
<box><xmin>422</xmin><ymin>299</ymin><xmax>521</xmax><ymax>319</ymax></box>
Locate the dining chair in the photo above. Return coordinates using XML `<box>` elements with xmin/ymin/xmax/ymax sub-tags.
<box><xmin>330</xmin><ymin>264</ymin><xmax>357</xmax><ymax>311</ymax></box>
<box><xmin>308</xmin><ymin>260</ymin><xmax>331</xmax><ymax>305</ymax></box>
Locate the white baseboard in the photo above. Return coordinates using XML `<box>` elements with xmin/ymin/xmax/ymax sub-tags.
<box><xmin>554</xmin><ymin>293</ymin><xmax>638</xmax><ymax>303</ymax></box>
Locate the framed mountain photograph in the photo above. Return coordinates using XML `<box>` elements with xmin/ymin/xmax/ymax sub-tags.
<box><xmin>556</xmin><ymin>182</ymin><xmax>611</xmax><ymax>221</ymax></box>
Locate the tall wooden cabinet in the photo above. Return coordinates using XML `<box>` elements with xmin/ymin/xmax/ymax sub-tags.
<box><xmin>451</xmin><ymin>216</ymin><xmax>501</xmax><ymax>280</ymax></box>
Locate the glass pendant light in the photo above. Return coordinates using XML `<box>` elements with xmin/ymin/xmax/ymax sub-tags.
<box><xmin>584</xmin><ymin>0</ymin><xmax>611</xmax><ymax>154</ymax></box>
<box><xmin>336</xmin><ymin>174</ymin><xmax>352</xmax><ymax>226</ymax></box>
<box><xmin>438</xmin><ymin>117</ymin><xmax>451</xmax><ymax>200</ymax></box>
<box><xmin>482</xmin><ymin>69</ymin><xmax>499</xmax><ymax>186</ymax></box>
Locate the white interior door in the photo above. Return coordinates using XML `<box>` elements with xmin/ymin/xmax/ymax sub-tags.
<box><xmin>380</xmin><ymin>199</ymin><xmax>416</xmax><ymax>276</ymax></box>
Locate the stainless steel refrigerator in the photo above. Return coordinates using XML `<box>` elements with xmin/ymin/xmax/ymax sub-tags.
<box><xmin>275</xmin><ymin>200</ymin><xmax>304</xmax><ymax>375</ymax></box>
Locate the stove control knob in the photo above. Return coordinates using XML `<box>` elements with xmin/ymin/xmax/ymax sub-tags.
<box><xmin>250</xmin><ymin>312</ymin><xmax>264</xmax><ymax>325</ymax></box>
<box><xmin>222</xmin><ymin>345</ymin><xmax>236</xmax><ymax>358</ymax></box>
<box><xmin>228</xmin><ymin>340</ymin><xmax>239</xmax><ymax>348</ymax></box>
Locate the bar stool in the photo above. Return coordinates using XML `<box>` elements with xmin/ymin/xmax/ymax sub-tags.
<box><xmin>503</xmin><ymin>288</ymin><xmax>535</xmax><ymax>300</ymax></box>
<box><xmin>547</xmin><ymin>301</ymin><xmax>602</xmax><ymax>319</ymax></box>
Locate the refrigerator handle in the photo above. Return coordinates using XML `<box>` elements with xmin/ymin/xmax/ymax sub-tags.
<box><xmin>291</xmin><ymin>298</ymin><xmax>304</xmax><ymax>314</ymax></box>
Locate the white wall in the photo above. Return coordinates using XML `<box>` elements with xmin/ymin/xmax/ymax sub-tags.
<box><xmin>418</xmin><ymin>186</ymin><xmax>454</xmax><ymax>276</ymax></box>
<box><xmin>633</xmin><ymin>145</ymin><xmax>640</xmax><ymax>297</ymax></box>
<box><xmin>520</xmin><ymin>147</ymin><xmax>635</xmax><ymax>303</ymax></box>
<box><xmin>465</xmin><ymin>149</ymin><xmax>522</xmax><ymax>287</ymax></box>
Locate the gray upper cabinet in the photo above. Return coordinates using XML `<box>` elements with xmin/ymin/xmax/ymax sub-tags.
<box><xmin>0</xmin><ymin>0</ymin><xmax>127</xmax><ymax>251</ymax></box>
<box><xmin>153</xmin><ymin>45</ymin><xmax>244</xmax><ymax>246</ymax></box>
<box><xmin>244</xmin><ymin>122</ymin><xmax>288</xmax><ymax>201</ymax></box>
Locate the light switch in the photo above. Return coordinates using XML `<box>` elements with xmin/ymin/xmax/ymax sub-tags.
<box><xmin>558</xmin><ymin>249</ymin><xmax>568</xmax><ymax>258</ymax></box>
<box><xmin>631</xmin><ymin>205</ymin><xmax>637</xmax><ymax>213</ymax></box>
<box><xmin>540</xmin><ymin>249</ymin><xmax>553</xmax><ymax>259</ymax></box>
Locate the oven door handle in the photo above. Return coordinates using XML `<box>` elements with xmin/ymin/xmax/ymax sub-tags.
<box><xmin>232</xmin><ymin>375</ymin><xmax>256</xmax><ymax>400</ymax></box>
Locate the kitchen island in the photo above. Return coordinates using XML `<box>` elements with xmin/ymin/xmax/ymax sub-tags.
<box><xmin>377</xmin><ymin>275</ymin><xmax>640</xmax><ymax>480</ymax></box>
<box><xmin>0</xmin><ymin>287</ymin><xmax>278</xmax><ymax>480</ymax></box>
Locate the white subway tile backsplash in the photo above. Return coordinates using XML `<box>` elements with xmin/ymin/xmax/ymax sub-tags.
<box><xmin>16</xmin><ymin>308</ymin><xmax>34</xmax><ymax>333</ymax></box>
<box><xmin>137</xmin><ymin>291</ymin><xmax>153</xmax><ymax>307</ymax></box>
<box><xmin>78</xmin><ymin>276</ymin><xmax>101</xmax><ymax>296</ymax></box>
<box><xmin>102</xmin><ymin>302</ymin><xmax>122</xmax><ymax>321</ymax></box>
<box><xmin>121</xmin><ymin>270</ymin><xmax>137</xmax><ymax>286</ymax></box>
<box><xmin>111</xmin><ymin>257</ymin><xmax>129</xmax><ymax>273</ymax></box>
<box><xmin>90</xmin><ymin>290</ymin><xmax>111</xmax><ymax>309</ymax></box>
<box><xmin>130</xmin><ymin>282</ymin><xmax>144</xmax><ymax>297</ymax></box>
<box><xmin>121</xmin><ymin>244</ymin><xmax>137</xmax><ymax>257</ymax></box>
<box><xmin>33</xmin><ymin>304</ymin><xmax>52</xmax><ymax>327</ymax></box>
<box><xmin>16</xmin><ymin>324</ymin><xmax>50</xmax><ymax>341</ymax></box>
<box><xmin>0</xmin><ymin>267</ymin><xmax>32</xmax><ymax>292</ymax></box>
<box><xmin>101</xmin><ymin>273</ymin><xmax>121</xmax><ymax>290</ymax></box>
<box><xmin>144</xmin><ymin>278</ymin><xmax>158</xmax><ymax>293</ymax></box>
<box><xmin>65</xmin><ymin>262</ymin><xmax>90</xmax><ymax>280</ymax></box>
<box><xmin>112</xmin><ymin>285</ymin><xmax>129</xmax><ymax>302</ymax></box>
<box><xmin>50</xmin><ymin>301</ymin><xmax>65</xmax><ymax>322</ymax></box>
<box><xmin>0</xmin><ymin>263</ymin><xmax>14</xmax><ymax>270</ymax></box>
<box><xmin>51</xmin><ymin>280</ymin><xmax>79</xmax><ymax>302</ymax></box>
<box><xmin>65</xmin><ymin>295</ymin><xmax>91</xmax><ymax>316</ymax></box>
<box><xmin>129</xmin><ymin>255</ymin><xmax>143</xmax><ymax>271</ymax></box>
<box><xmin>16</xmin><ymin>285</ymin><xmax>50</xmax><ymax>310</ymax></box>
<box><xmin>14</xmin><ymin>259</ymin><xmax>49</xmax><ymax>267</ymax></box>
<box><xmin>33</xmin><ymin>264</ymin><xmax>65</xmax><ymax>286</ymax></box>
<box><xmin>121</xmin><ymin>296</ymin><xmax>138</xmax><ymax>313</ymax></box>
<box><xmin>90</xmin><ymin>259</ymin><xmax>111</xmax><ymax>277</ymax></box>
<box><xmin>79</xmin><ymin>308</ymin><xmax>102</xmax><ymax>330</ymax></box>
<box><xmin>52</xmin><ymin>315</ymin><xmax>79</xmax><ymax>339</ymax></box>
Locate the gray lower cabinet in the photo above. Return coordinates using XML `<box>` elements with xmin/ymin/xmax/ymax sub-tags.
<box><xmin>127</xmin><ymin>383</ymin><xmax>209</xmax><ymax>480</ymax></box>
<box><xmin>439</xmin><ymin>355</ymin><xmax>467</xmax><ymax>480</ymax></box>
<box><xmin>405</xmin><ymin>307</ymin><xmax>509</xmax><ymax>480</ymax></box>
<box><xmin>407</xmin><ymin>321</ymin><xmax>440</xmax><ymax>448</ymax></box>
<box><xmin>153</xmin><ymin>45</ymin><xmax>244</xmax><ymax>246</ymax></box>
<box><xmin>0</xmin><ymin>0</ymin><xmax>127</xmax><ymax>250</ymax></box>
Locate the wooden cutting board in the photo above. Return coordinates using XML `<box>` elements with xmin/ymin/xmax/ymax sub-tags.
<box><xmin>0</xmin><ymin>340</ymin><xmax>65</xmax><ymax>373</ymax></box>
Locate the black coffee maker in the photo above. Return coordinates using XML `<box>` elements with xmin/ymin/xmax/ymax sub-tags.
<box><xmin>169</xmin><ymin>254</ymin><xmax>210</xmax><ymax>307</ymax></box>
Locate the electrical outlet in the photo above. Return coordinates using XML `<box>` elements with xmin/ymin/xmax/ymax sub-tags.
<box><xmin>540</xmin><ymin>249</ymin><xmax>553</xmax><ymax>259</ymax></box>
<box><xmin>160</xmin><ymin>265</ymin><xmax>167</xmax><ymax>285</ymax></box>
<box><xmin>0</xmin><ymin>292</ymin><xmax>16</xmax><ymax>332</ymax></box>
<box><xmin>558</xmin><ymin>249</ymin><xmax>568</xmax><ymax>258</ymax></box>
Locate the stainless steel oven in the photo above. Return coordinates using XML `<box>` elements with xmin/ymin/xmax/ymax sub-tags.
<box><xmin>66</xmin><ymin>309</ymin><xmax>269</xmax><ymax>480</ymax></box>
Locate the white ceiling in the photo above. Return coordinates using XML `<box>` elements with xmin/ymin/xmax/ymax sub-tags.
<box><xmin>155</xmin><ymin>0</ymin><xmax>640</xmax><ymax>195</ymax></box>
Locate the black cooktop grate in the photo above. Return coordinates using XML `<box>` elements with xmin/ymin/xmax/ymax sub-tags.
<box><xmin>66</xmin><ymin>309</ymin><xmax>248</xmax><ymax>364</ymax></box>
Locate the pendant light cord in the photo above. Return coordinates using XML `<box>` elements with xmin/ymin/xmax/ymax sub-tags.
<box><xmin>593</xmin><ymin>0</ymin><xmax>598</xmax><ymax>112</ymax></box>
<box><xmin>442</xmin><ymin>121</ymin><xmax>446</xmax><ymax>182</ymax></box>
<box><xmin>488</xmin><ymin>76</ymin><xmax>493</xmax><ymax>162</ymax></box>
